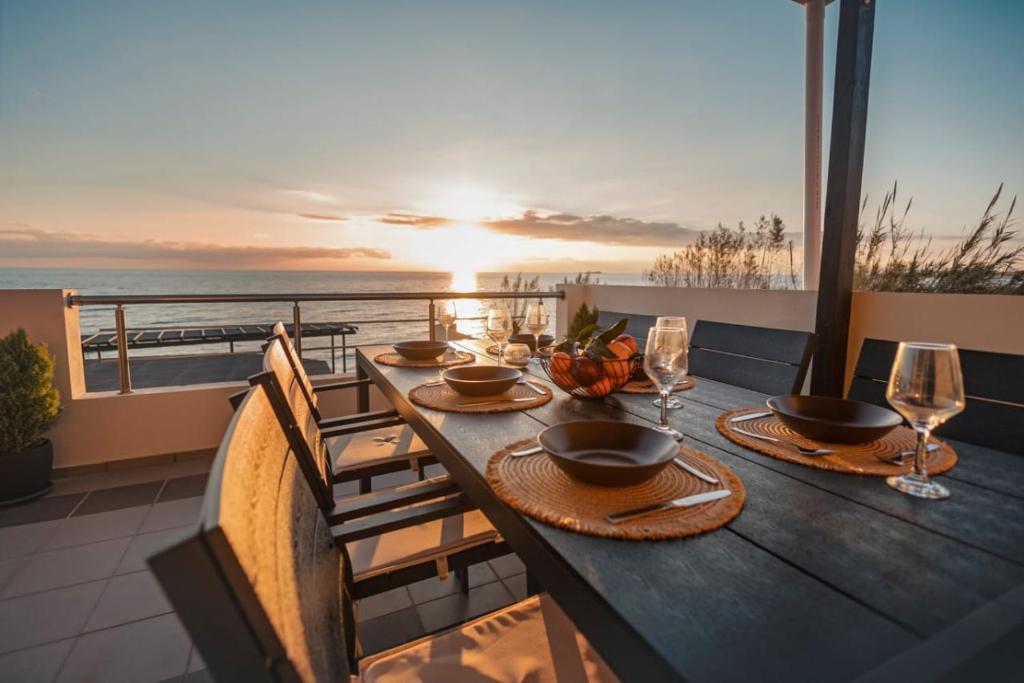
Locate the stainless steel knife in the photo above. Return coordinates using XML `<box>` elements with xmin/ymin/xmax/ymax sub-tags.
<box><xmin>607</xmin><ymin>489</ymin><xmax>732</xmax><ymax>524</ymax></box>
<box><xmin>729</xmin><ymin>410</ymin><xmax>772</xmax><ymax>423</ymax></box>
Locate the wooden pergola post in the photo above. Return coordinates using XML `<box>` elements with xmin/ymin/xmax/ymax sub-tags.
<box><xmin>811</xmin><ymin>0</ymin><xmax>876</xmax><ymax>396</ymax></box>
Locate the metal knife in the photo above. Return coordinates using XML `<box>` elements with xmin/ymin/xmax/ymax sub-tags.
<box><xmin>607</xmin><ymin>489</ymin><xmax>732</xmax><ymax>524</ymax></box>
<box><xmin>510</xmin><ymin>445</ymin><xmax>543</xmax><ymax>457</ymax></box>
<box><xmin>673</xmin><ymin>458</ymin><xmax>719</xmax><ymax>485</ymax></box>
<box><xmin>457</xmin><ymin>397</ymin><xmax>537</xmax><ymax>407</ymax></box>
<box><xmin>729</xmin><ymin>410</ymin><xmax>772</xmax><ymax>423</ymax></box>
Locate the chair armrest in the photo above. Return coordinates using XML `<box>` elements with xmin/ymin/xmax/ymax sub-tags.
<box><xmin>313</xmin><ymin>378</ymin><xmax>372</xmax><ymax>394</ymax></box>
<box><xmin>330</xmin><ymin>495</ymin><xmax>475</xmax><ymax>544</ymax></box>
<box><xmin>227</xmin><ymin>388</ymin><xmax>249</xmax><ymax>411</ymax></box>
<box><xmin>319</xmin><ymin>409</ymin><xmax>399</xmax><ymax>430</ymax></box>
<box><xmin>320</xmin><ymin>415</ymin><xmax>405</xmax><ymax>438</ymax></box>
<box><xmin>327</xmin><ymin>475</ymin><xmax>458</xmax><ymax>524</ymax></box>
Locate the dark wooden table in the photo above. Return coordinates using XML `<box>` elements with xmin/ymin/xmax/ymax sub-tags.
<box><xmin>357</xmin><ymin>341</ymin><xmax>1024</xmax><ymax>682</ymax></box>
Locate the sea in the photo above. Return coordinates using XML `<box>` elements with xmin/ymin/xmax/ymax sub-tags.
<box><xmin>0</xmin><ymin>268</ymin><xmax>644</xmax><ymax>368</ymax></box>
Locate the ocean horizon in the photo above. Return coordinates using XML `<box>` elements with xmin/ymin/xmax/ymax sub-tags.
<box><xmin>0</xmin><ymin>268</ymin><xmax>645</xmax><ymax>366</ymax></box>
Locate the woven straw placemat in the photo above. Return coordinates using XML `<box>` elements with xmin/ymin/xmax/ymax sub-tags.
<box><xmin>716</xmin><ymin>407</ymin><xmax>957</xmax><ymax>476</ymax></box>
<box><xmin>486</xmin><ymin>438</ymin><xmax>745</xmax><ymax>540</ymax></box>
<box><xmin>374</xmin><ymin>350</ymin><xmax>475</xmax><ymax>368</ymax></box>
<box><xmin>618</xmin><ymin>376</ymin><xmax>696</xmax><ymax>394</ymax></box>
<box><xmin>409</xmin><ymin>381</ymin><xmax>552</xmax><ymax>414</ymax></box>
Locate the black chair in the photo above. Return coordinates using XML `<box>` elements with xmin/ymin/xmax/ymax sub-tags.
<box><xmin>269</xmin><ymin>322</ymin><xmax>439</xmax><ymax>493</ymax></box>
<box><xmin>849</xmin><ymin>338</ymin><xmax>1024</xmax><ymax>454</ymax></box>
<box><xmin>596</xmin><ymin>310</ymin><xmax>657</xmax><ymax>344</ymax></box>
<box><xmin>255</xmin><ymin>336</ymin><xmax>508</xmax><ymax>597</ymax></box>
<box><xmin>149</xmin><ymin>382</ymin><xmax>618</xmax><ymax>682</ymax></box>
<box><xmin>687</xmin><ymin>320</ymin><xmax>815</xmax><ymax>395</ymax></box>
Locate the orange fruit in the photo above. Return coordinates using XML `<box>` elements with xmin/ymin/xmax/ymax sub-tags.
<box><xmin>606</xmin><ymin>340</ymin><xmax>632</xmax><ymax>360</ymax></box>
<box><xmin>614</xmin><ymin>334</ymin><xmax>639</xmax><ymax>356</ymax></box>
<box><xmin>571</xmin><ymin>356</ymin><xmax>602</xmax><ymax>386</ymax></box>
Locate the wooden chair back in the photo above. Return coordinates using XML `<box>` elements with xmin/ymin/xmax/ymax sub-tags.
<box><xmin>257</xmin><ymin>337</ymin><xmax>335</xmax><ymax>508</ymax></box>
<box><xmin>849</xmin><ymin>338</ymin><xmax>1024</xmax><ymax>454</ymax></box>
<box><xmin>272</xmin><ymin>321</ymin><xmax>321</xmax><ymax>420</ymax></box>
<box><xmin>688</xmin><ymin>320</ymin><xmax>815</xmax><ymax>395</ymax></box>
<box><xmin>149</xmin><ymin>383</ymin><xmax>356</xmax><ymax>683</ymax></box>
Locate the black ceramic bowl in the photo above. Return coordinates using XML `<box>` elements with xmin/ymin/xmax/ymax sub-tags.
<box><xmin>767</xmin><ymin>395</ymin><xmax>903</xmax><ymax>444</ymax></box>
<box><xmin>393</xmin><ymin>340</ymin><xmax>449</xmax><ymax>361</ymax></box>
<box><xmin>538</xmin><ymin>421</ymin><xmax>678</xmax><ymax>487</ymax></box>
<box><xmin>442</xmin><ymin>366</ymin><xmax>522</xmax><ymax>397</ymax></box>
<box><xmin>509</xmin><ymin>333</ymin><xmax>555</xmax><ymax>352</ymax></box>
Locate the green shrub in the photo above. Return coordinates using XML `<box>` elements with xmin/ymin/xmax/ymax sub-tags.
<box><xmin>0</xmin><ymin>329</ymin><xmax>62</xmax><ymax>455</ymax></box>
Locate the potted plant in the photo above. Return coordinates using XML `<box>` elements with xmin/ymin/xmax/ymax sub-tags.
<box><xmin>0</xmin><ymin>329</ymin><xmax>62</xmax><ymax>504</ymax></box>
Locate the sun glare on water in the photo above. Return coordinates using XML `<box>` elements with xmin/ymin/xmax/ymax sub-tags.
<box><xmin>450</xmin><ymin>268</ymin><xmax>477</xmax><ymax>292</ymax></box>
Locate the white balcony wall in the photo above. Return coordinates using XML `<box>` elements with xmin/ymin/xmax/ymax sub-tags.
<box><xmin>0</xmin><ymin>290</ymin><xmax>388</xmax><ymax>470</ymax></box>
<box><xmin>4</xmin><ymin>287</ymin><xmax>1023</xmax><ymax>470</ymax></box>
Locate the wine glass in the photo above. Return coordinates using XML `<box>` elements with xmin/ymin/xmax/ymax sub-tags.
<box><xmin>644</xmin><ymin>326</ymin><xmax>688</xmax><ymax>440</ymax></box>
<box><xmin>438</xmin><ymin>301</ymin><xmax>457</xmax><ymax>350</ymax></box>
<box><xmin>651</xmin><ymin>316</ymin><xmax>688</xmax><ymax>409</ymax></box>
<box><xmin>486</xmin><ymin>307</ymin><xmax>513</xmax><ymax>364</ymax></box>
<box><xmin>885</xmin><ymin>342</ymin><xmax>965</xmax><ymax>499</ymax></box>
<box><xmin>524</xmin><ymin>300</ymin><xmax>550</xmax><ymax>362</ymax></box>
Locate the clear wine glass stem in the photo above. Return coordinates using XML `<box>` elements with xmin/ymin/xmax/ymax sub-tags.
<box><xmin>913</xmin><ymin>426</ymin><xmax>932</xmax><ymax>478</ymax></box>
<box><xmin>497</xmin><ymin>342</ymin><xmax>504</xmax><ymax>365</ymax></box>
<box><xmin>444</xmin><ymin>326</ymin><xmax>449</xmax><ymax>343</ymax></box>
<box><xmin>660</xmin><ymin>390</ymin><xmax>670</xmax><ymax>429</ymax></box>
<box><xmin>533</xmin><ymin>333</ymin><xmax>540</xmax><ymax>358</ymax></box>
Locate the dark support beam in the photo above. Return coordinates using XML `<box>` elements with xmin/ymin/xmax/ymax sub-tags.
<box><xmin>811</xmin><ymin>0</ymin><xmax>875</xmax><ymax>396</ymax></box>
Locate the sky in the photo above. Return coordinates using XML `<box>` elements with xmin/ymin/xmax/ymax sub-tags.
<box><xmin>1</xmin><ymin>0</ymin><xmax>1021</xmax><ymax>273</ymax></box>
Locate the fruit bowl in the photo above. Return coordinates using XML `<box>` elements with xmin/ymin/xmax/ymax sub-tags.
<box><xmin>541</xmin><ymin>354</ymin><xmax>638</xmax><ymax>399</ymax></box>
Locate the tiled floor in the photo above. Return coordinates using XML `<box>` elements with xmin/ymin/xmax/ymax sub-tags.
<box><xmin>0</xmin><ymin>460</ymin><xmax>526</xmax><ymax>682</ymax></box>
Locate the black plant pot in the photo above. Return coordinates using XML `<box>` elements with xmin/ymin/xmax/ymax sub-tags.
<box><xmin>0</xmin><ymin>439</ymin><xmax>54</xmax><ymax>505</ymax></box>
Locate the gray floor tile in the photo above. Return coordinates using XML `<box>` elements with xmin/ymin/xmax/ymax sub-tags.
<box><xmin>73</xmin><ymin>483</ymin><xmax>163</xmax><ymax>516</ymax></box>
<box><xmin>84</xmin><ymin>571</ymin><xmax>173</xmax><ymax>632</ymax></box>
<box><xmin>503</xmin><ymin>573</ymin><xmax>528</xmax><ymax>601</ymax></box>
<box><xmin>415</xmin><ymin>580</ymin><xmax>515</xmax><ymax>633</ymax></box>
<box><xmin>357</xmin><ymin>606</ymin><xmax>426</xmax><ymax>655</ymax></box>
<box><xmin>0</xmin><ymin>638</ymin><xmax>75</xmax><ymax>683</ymax></box>
<box><xmin>407</xmin><ymin>562</ymin><xmax>497</xmax><ymax>605</ymax></box>
<box><xmin>40</xmin><ymin>506</ymin><xmax>148</xmax><ymax>551</ymax></box>
<box><xmin>139</xmin><ymin>498</ymin><xmax>203</xmax><ymax>533</ymax></box>
<box><xmin>0</xmin><ymin>580</ymin><xmax>106</xmax><ymax>654</ymax></box>
<box><xmin>186</xmin><ymin>646</ymin><xmax>205</xmax><ymax>673</ymax></box>
<box><xmin>0</xmin><ymin>494</ymin><xmax>85</xmax><ymax>529</ymax></box>
<box><xmin>2</xmin><ymin>537</ymin><xmax>130</xmax><ymax>598</ymax></box>
<box><xmin>116</xmin><ymin>527</ymin><xmax>192</xmax><ymax>575</ymax></box>
<box><xmin>0</xmin><ymin>520</ymin><xmax>60</xmax><ymax>561</ymax></box>
<box><xmin>56</xmin><ymin>614</ymin><xmax>191</xmax><ymax>683</ymax></box>
<box><xmin>488</xmin><ymin>553</ymin><xmax>526</xmax><ymax>578</ymax></box>
<box><xmin>357</xmin><ymin>586</ymin><xmax>413</xmax><ymax>621</ymax></box>
<box><xmin>157</xmin><ymin>475</ymin><xmax>208</xmax><ymax>502</ymax></box>
<box><xmin>51</xmin><ymin>460</ymin><xmax>211</xmax><ymax>497</ymax></box>
<box><xmin>0</xmin><ymin>557</ymin><xmax>27</xmax><ymax>595</ymax></box>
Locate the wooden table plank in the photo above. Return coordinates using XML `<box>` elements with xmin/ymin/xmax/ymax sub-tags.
<box><xmin>359</xmin><ymin>346</ymin><xmax>917</xmax><ymax>682</ymax></box>
<box><xmin>610</xmin><ymin>391</ymin><xmax>1024</xmax><ymax>567</ymax></box>
<box><xmin>451</xmin><ymin>342</ymin><xmax>1024</xmax><ymax>636</ymax></box>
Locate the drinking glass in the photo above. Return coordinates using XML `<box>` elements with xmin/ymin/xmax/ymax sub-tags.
<box><xmin>438</xmin><ymin>301</ymin><xmax>457</xmax><ymax>347</ymax></box>
<box><xmin>885</xmin><ymin>342</ymin><xmax>965</xmax><ymax>499</ymax></box>
<box><xmin>644</xmin><ymin>326</ymin><xmax>688</xmax><ymax>440</ymax></box>
<box><xmin>524</xmin><ymin>300</ymin><xmax>550</xmax><ymax>361</ymax></box>
<box><xmin>652</xmin><ymin>316</ymin><xmax>688</xmax><ymax>409</ymax></box>
<box><xmin>486</xmin><ymin>307</ymin><xmax>513</xmax><ymax>364</ymax></box>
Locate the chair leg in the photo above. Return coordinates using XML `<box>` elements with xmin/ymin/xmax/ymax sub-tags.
<box><xmin>359</xmin><ymin>476</ymin><xmax>371</xmax><ymax>495</ymax></box>
<box><xmin>526</xmin><ymin>572</ymin><xmax>543</xmax><ymax>597</ymax></box>
<box><xmin>456</xmin><ymin>567</ymin><xmax>470</xmax><ymax>594</ymax></box>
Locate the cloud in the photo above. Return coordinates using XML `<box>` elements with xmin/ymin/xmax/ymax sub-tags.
<box><xmin>0</xmin><ymin>227</ymin><xmax>390</xmax><ymax>266</ymax></box>
<box><xmin>297</xmin><ymin>212</ymin><xmax>348</xmax><ymax>222</ymax></box>
<box><xmin>377</xmin><ymin>213</ymin><xmax>450</xmax><ymax>228</ymax></box>
<box><xmin>480</xmin><ymin>211</ymin><xmax>698</xmax><ymax>247</ymax></box>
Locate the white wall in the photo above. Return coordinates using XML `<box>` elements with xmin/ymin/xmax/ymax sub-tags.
<box><xmin>0</xmin><ymin>290</ymin><xmax>388</xmax><ymax>469</ymax></box>
<box><xmin>568</xmin><ymin>284</ymin><xmax>1024</xmax><ymax>392</ymax></box>
<box><xmin>5</xmin><ymin>287</ymin><xmax>1022</xmax><ymax>469</ymax></box>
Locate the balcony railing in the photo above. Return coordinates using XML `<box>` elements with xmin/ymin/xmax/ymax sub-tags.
<box><xmin>68</xmin><ymin>290</ymin><xmax>564</xmax><ymax>395</ymax></box>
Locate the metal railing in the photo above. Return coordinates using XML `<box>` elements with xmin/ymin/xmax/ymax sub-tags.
<box><xmin>67</xmin><ymin>290</ymin><xmax>564</xmax><ymax>394</ymax></box>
